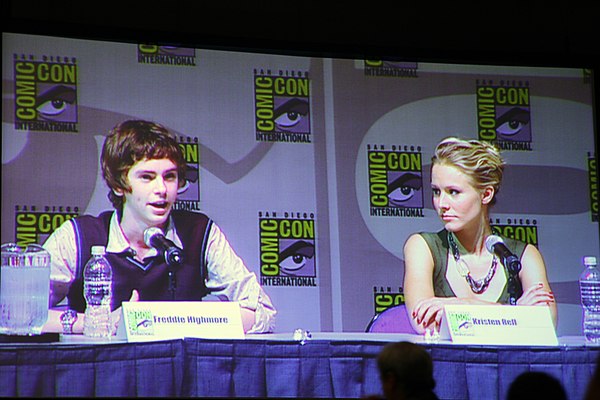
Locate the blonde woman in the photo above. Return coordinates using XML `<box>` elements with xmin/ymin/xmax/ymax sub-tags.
<box><xmin>403</xmin><ymin>137</ymin><xmax>556</xmax><ymax>334</ymax></box>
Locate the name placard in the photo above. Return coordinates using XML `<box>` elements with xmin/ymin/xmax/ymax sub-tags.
<box><xmin>439</xmin><ymin>305</ymin><xmax>557</xmax><ymax>346</ymax></box>
<box><xmin>115</xmin><ymin>301</ymin><xmax>245</xmax><ymax>342</ymax></box>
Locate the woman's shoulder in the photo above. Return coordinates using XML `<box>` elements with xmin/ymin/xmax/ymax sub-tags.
<box><xmin>404</xmin><ymin>230</ymin><xmax>446</xmax><ymax>257</ymax></box>
<box><xmin>416</xmin><ymin>229</ymin><xmax>447</xmax><ymax>247</ymax></box>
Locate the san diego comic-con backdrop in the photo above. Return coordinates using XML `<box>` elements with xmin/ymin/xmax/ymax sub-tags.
<box><xmin>2</xmin><ymin>32</ymin><xmax>598</xmax><ymax>336</ymax></box>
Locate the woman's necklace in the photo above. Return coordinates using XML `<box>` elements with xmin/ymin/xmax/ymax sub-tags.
<box><xmin>447</xmin><ymin>232</ymin><xmax>497</xmax><ymax>294</ymax></box>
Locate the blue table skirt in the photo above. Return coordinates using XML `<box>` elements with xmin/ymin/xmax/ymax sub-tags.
<box><xmin>1</xmin><ymin>337</ymin><xmax>598</xmax><ymax>399</ymax></box>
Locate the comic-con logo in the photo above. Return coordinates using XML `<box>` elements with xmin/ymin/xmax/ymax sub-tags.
<box><xmin>490</xmin><ymin>218</ymin><xmax>539</xmax><ymax>246</ymax></box>
<box><xmin>373</xmin><ymin>286</ymin><xmax>405</xmax><ymax>314</ymax></box>
<box><xmin>368</xmin><ymin>145</ymin><xmax>424</xmax><ymax>218</ymax></box>
<box><xmin>173</xmin><ymin>137</ymin><xmax>201</xmax><ymax>212</ymax></box>
<box><xmin>126</xmin><ymin>309</ymin><xmax>154</xmax><ymax>336</ymax></box>
<box><xmin>364</xmin><ymin>59</ymin><xmax>418</xmax><ymax>78</ymax></box>
<box><xmin>14</xmin><ymin>206</ymin><xmax>79</xmax><ymax>247</ymax></box>
<box><xmin>476</xmin><ymin>80</ymin><xmax>532</xmax><ymax>151</ymax></box>
<box><xmin>13</xmin><ymin>54</ymin><xmax>78</xmax><ymax>132</ymax></box>
<box><xmin>137</xmin><ymin>45</ymin><xmax>196</xmax><ymax>66</ymax></box>
<box><xmin>447</xmin><ymin>311</ymin><xmax>475</xmax><ymax>336</ymax></box>
<box><xmin>254</xmin><ymin>70</ymin><xmax>311</xmax><ymax>143</ymax></box>
<box><xmin>259</xmin><ymin>212</ymin><xmax>316</xmax><ymax>287</ymax></box>
<box><xmin>588</xmin><ymin>153</ymin><xmax>598</xmax><ymax>222</ymax></box>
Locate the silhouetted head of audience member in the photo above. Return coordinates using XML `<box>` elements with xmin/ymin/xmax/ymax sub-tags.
<box><xmin>377</xmin><ymin>341</ymin><xmax>438</xmax><ymax>400</ymax></box>
<box><xmin>506</xmin><ymin>371</ymin><xmax>567</xmax><ymax>400</ymax></box>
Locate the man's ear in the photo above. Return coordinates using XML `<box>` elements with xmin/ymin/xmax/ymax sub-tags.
<box><xmin>481</xmin><ymin>186</ymin><xmax>495</xmax><ymax>205</ymax></box>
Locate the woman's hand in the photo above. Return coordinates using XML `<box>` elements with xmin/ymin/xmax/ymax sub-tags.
<box><xmin>411</xmin><ymin>297</ymin><xmax>446</xmax><ymax>331</ymax></box>
<box><xmin>516</xmin><ymin>283</ymin><xmax>555</xmax><ymax>306</ymax></box>
<box><xmin>411</xmin><ymin>296</ymin><xmax>499</xmax><ymax>333</ymax></box>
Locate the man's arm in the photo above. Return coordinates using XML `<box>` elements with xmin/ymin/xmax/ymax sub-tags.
<box><xmin>41</xmin><ymin>220</ymin><xmax>78</xmax><ymax>333</ymax></box>
<box><xmin>204</xmin><ymin>223</ymin><xmax>276</xmax><ymax>333</ymax></box>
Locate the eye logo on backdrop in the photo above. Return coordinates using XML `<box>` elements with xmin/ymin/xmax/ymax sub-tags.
<box><xmin>13</xmin><ymin>54</ymin><xmax>78</xmax><ymax>132</ymax></box>
<box><xmin>258</xmin><ymin>212</ymin><xmax>317</xmax><ymax>287</ymax></box>
<box><xmin>490</xmin><ymin>217</ymin><xmax>539</xmax><ymax>246</ymax></box>
<box><xmin>373</xmin><ymin>286</ymin><xmax>405</xmax><ymax>314</ymax></box>
<box><xmin>173</xmin><ymin>137</ymin><xmax>201</xmax><ymax>211</ymax></box>
<box><xmin>13</xmin><ymin>206</ymin><xmax>79</xmax><ymax>247</ymax></box>
<box><xmin>476</xmin><ymin>79</ymin><xmax>532</xmax><ymax>151</ymax></box>
<box><xmin>254</xmin><ymin>69</ymin><xmax>311</xmax><ymax>143</ymax></box>
<box><xmin>588</xmin><ymin>152</ymin><xmax>598</xmax><ymax>222</ymax></box>
<box><xmin>367</xmin><ymin>145</ymin><xmax>424</xmax><ymax>217</ymax></box>
<box><xmin>137</xmin><ymin>45</ymin><xmax>196</xmax><ymax>66</ymax></box>
<box><xmin>364</xmin><ymin>59</ymin><xmax>419</xmax><ymax>78</ymax></box>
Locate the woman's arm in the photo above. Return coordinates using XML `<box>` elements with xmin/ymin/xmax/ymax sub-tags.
<box><xmin>403</xmin><ymin>234</ymin><xmax>497</xmax><ymax>334</ymax></box>
<box><xmin>403</xmin><ymin>234</ymin><xmax>439</xmax><ymax>334</ymax></box>
<box><xmin>517</xmin><ymin>244</ymin><xmax>557</xmax><ymax>327</ymax></box>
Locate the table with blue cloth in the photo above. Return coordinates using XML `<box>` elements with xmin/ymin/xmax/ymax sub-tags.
<box><xmin>1</xmin><ymin>333</ymin><xmax>597</xmax><ymax>399</ymax></box>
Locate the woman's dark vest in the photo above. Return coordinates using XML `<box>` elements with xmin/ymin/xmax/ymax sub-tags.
<box><xmin>420</xmin><ymin>229</ymin><xmax>526</xmax><ymax>304</ymax></box>
<box><xmin>66</xmin><ymin>210</ymin><xmax>212</xmax><ymax>312</ymax></box>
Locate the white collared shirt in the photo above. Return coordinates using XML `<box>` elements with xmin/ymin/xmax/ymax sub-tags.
<box><xmin>43</xmin><ymin>211</ymin><xmax>276</xmax><ymax>333</ymax></box>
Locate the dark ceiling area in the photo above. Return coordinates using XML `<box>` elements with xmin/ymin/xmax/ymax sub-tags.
<box><xmin>3</xmin><ymin>2</ymin><xmax>599</xmax><ymax>68</ymax></box>
<box><xmin>3</xmin><ymin>1</ymin><xmax>599</xmax><ymax>166</ymax></box>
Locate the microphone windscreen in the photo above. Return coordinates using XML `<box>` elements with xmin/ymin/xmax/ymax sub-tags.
<box><xmin>143</xmin><ymin>227</ymin><xmax>164</xmax><ymax>247</ymax></box>
<box><xmin>485</xmin><ymin>235</ymin><xmax>504</xmax><ymax>253</ymax></box>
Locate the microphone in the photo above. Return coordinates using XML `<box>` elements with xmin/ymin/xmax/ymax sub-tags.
<box><xmin>485</xmin><ymin>235</ymin><xmax>521</xmax><ymax>275</ymax></box>
<box><xmin>143</xmin><ymin>227</ymin><xmax>183</xmax><ymax>265</ymax></box>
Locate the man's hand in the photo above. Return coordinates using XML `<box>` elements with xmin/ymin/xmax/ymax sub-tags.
<box><xmin>111</xmin><ymin>290</ymin><xmax>140</xmax><ymax>335</ymax></box>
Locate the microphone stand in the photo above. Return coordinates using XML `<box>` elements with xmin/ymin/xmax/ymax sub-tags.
<box><xmin>505</xmin><ymin>257</ymin><xmax>522</xmax><ymax>305</ymax></box>
<box><xmin>164</xmin><ymin>249</ymin><xmax>182</xmax><ymax>301</ymax></box>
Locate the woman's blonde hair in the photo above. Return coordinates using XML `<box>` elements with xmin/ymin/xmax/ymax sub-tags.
<box><xmin>432</xmin><ymin>137</ymin><xmax>505</xmax><ymax>204</ymax></box>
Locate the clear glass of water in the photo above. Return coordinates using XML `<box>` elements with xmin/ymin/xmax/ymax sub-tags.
<box><xmin>0</xmin><ymin>243</ymin><xmax>51</xmax><ymax>335</ymax></box>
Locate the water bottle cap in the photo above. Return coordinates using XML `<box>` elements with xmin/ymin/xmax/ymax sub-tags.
<box><xmin>584</xmin><ymin>256</ymin><xmax>597</xmax><ymax>266</ymax></box>
<box><xmin>91</xmin><ymin>245</ymin><xmax>106</xmax><ymax>256</ymax></box>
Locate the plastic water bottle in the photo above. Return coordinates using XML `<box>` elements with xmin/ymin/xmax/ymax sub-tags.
<box><xmin>83</xmin><ymin>245</ymin><xmax>113</xmax><ymax>338</ymax></box>
<box><xmin>579</xmin><ymin>256</ymin><xmax>600</xmax><ymax>344</ymax></box>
